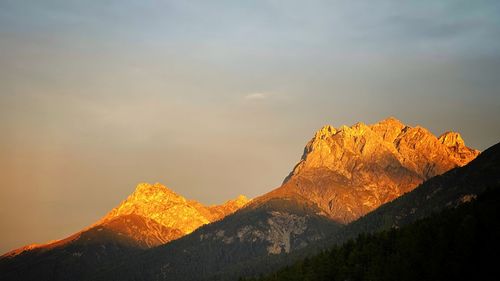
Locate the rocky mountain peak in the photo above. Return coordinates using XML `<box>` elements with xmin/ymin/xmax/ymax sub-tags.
<box><xmin>439</xmin><ymin>131</ymin><xmax>465</xmax><ymax>148</ymax></box>
<box><xmin>314</xmin><ymin>125</ymin><xmax>337</xmax><ymax>139</ymax></box>
<box><xmin>201</xmin><ymin>195</ymin><xmax>250</xmax><ymax>222</ymax></box>
<box><xmin>3</xmin><ymin>182</ymin><xmax>249</xmax><ymax>261</ymax></box>
<box><xmin>102</xmin><ymin>182</ymin><xmax>249</xmax><ymax>234</ymax></box>
<box><xmin>371</xmin><ymin>117</ymin><xmax>406</xmax><ymax>142</ymax></box>
<box><xmin>438</xmin><ymin>131</ymin><xmax>480</xmax><ymax>166</ymax></box>
<box><xmin>379</xmin><ymin>116</ymin><xmax>405</xmax><ymax>127</ymax></box>
<box><xmin>131</xmin><ymin>182</ymin><xmax>185</xmax><ymax>203</ymax></box>
<box><xmin>280</xmin><ymin>117</ymin><xmax>479</xmax><ymax>223</ymax></box>
<box><xmin>230</xmin><ymin>195</ymin><xmax>250</xmax><ymax>207</ymax></box>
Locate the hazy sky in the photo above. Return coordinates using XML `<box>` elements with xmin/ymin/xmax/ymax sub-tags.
<box><xmin>1</xmin><ymin>0</ymin><xmax>499</xmax><ymax>253</ymax></box>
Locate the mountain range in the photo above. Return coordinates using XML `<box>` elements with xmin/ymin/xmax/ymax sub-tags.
<box><xmin>243</xmin><ymin>143</ymin><xmax>500</xmax><ymax>280</ymax></box>
<box><xmin>0</xmin><ymin>117</ymin><xmax>491</xmax><ymax>281</ymax></box>
<box><xmin>0</xmin><ymin>183</ymin><xmax>248</xmax><ymax>280</ymax></box>
<box><xmin>265</xmin><ymin>117</ymin><xmax>478</xmax><ymax>223</ymax></box>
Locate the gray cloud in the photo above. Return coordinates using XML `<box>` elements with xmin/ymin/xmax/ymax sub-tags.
<box><xmin>244</xmin><ymin>92</ymin><xmax>268</xmax><ymax>100</ymax></box>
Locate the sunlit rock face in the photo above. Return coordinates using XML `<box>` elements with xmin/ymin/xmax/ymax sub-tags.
<box><xmin>0</xmin><ymin>183</ymin><xmax>250</xmax><ymax>281</ymax></box>
<box><xmin>102</xmin><ymin>182</ymin><xmax>249</xmax><ymax>236</ymax></box>
<box><xmin>2</xmin><ymin>183</ymin><xmax>249</xmax><ymax>260</ymax></box>
<box><xmin>281</xmin><ymin>117</ymin><xmax>479</xmax><ymax>224</ymax></box>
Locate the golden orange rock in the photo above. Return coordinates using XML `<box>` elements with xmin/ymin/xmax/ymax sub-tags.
<box><xmin>102</xmin><ymin>183</ymin><xmax>249</xmax><ymax>235</ymax></box>
<box><xmin>273</xmin><ymin>117</ymin><xmax>479</xmax><ymax>224</ymax></box>
<box><xmin>3</xmin><ymin>183</ymin><xmax>249</xmax><ymax>258</ymax></box>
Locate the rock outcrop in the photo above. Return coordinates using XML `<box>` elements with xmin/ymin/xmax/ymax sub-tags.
<box><xmin>2</xmin><ymin>182</ymin><xmax>249</xmax><ymax>260</ymax></box>
<box><xmin>281</xmin><ymin>117</ymin><xmax>479</xmax><ymax>223</ymax></box>
<box><xmin>102</xmin><ymin>183</ymin><xmax>248</xmax><ymax>235</ymax></box>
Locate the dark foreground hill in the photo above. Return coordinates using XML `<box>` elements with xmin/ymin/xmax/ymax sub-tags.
<box><xmin>218</xmin><ymin>141</ymin><xmax>500</xmax><ymax>280</ymax></box>
<box><xmin>242</xmin><ymin>179</ymin><xmax>500</xmax><ymax>281</ymax></box>
<box><xmin>0</xmin><ymin>184</ymin><xmax>248</xmax><ymax>281</ymax></box>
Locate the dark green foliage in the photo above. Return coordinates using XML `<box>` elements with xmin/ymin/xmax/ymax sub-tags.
<box><xmin>241</xmin><ymin>187</ymin><xmax>500</xmax><ymax>281</ymax></box>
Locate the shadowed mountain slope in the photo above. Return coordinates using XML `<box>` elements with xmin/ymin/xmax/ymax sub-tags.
<box><xmin>244</xmin><ymin>166</ymin><xmax>500</xmax><ymax>281</ymax></box>
<box><xmin>87</xmin><ymin>118</ymin><xmax>480</xmax><ymax>281</ymax></box>
<box><xmin>0</xmin><ymin>183</ymin><xmax>248</xmax><ymax>281</ymax></box>
<box><xmin>234</xmin><ymin>141</ymin><xmax>500</xmax><ymax>280</ymax></box>
<box><xmin>0</xmin><ymin>118</ymin><xmax>481</xmax><ymax>281</ymax></box>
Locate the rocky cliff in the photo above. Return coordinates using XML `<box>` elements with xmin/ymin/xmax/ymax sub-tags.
<box><xmin>280</xmin><ymin>117</ymin><xmax>479</xmax><ymax>223</ymax></box>
<box><xmin>102</xmin><ymin>183</ymin><xmax>249</xmax><ymax>236</ymax></box>
<box><xmin>0</xmin><ymin>183</ymin><xmax>249</xmax><ymax>281</ymax></box>
<box><xmin>3</xmin><ymin>182</ymin><xmax>249</xmax><ymax>259</ymax></box>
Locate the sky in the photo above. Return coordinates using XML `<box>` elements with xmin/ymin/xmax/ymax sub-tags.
<box><xmin>1</xmin><ymin>0</ymin><xmax>500</xmax><ymax>254</ymax></box>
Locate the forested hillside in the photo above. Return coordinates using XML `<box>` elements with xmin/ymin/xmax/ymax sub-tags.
<box><xmin>241</xmin><ymin>187</ymin><xmax>500</xmax><ymax>281</ymax></box>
